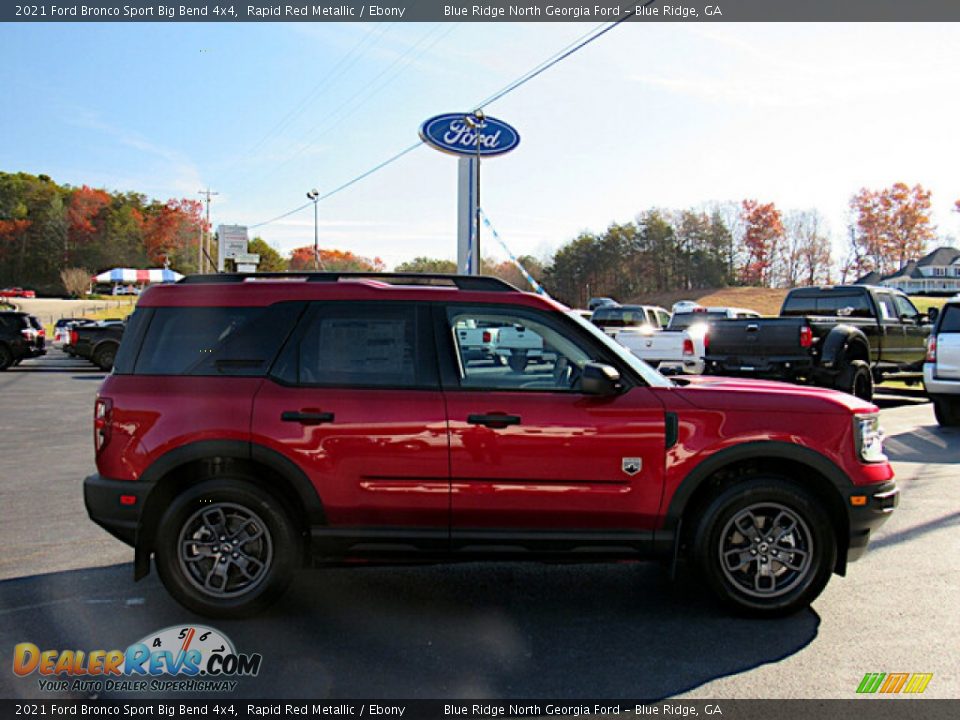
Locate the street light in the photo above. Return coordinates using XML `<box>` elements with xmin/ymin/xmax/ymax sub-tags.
<box><xmin>306</xmin><ymin>189</ymin><xmax>321</xmax><ymax>271</ymax></box>
<box><xmin>464</xmin><ymin>110</ymin><xmax>485</xmax><ymax>275</ymax></box>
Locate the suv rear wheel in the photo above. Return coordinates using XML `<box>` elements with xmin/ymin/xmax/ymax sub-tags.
<box><xmin>692</xmin><ymin>477</ymin><xmax>837</xmax><ymax>617</ymax></box>
<box><xmin>0</xmin><ymin>345</ymin><xmax>12</xmax><ymax>371</ymax></box>
<box><xmin>155</xmin><ymin>478</ymin><xmax>300</xmax><ymax>618</ymax></box>
<box><xmin>932</xmin><ymin>396</ymin><xmax>960</xmax><ymax>427</ymax></box>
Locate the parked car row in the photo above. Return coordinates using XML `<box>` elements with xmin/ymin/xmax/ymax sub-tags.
<box><xmin>703</xmin><ymin>285</ymin><xmax>932</xmax><ymax>402</ymax></box>
<box><xmin>615</xmin><ymin>306</ymin><xmax>762</xmax><ymax>376</ymax></box>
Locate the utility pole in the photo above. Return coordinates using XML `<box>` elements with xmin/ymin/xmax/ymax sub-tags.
<box><xmin>198</xmin><ymin>188</ymin><xmax>219</xmax><ymax>273</ymax></box>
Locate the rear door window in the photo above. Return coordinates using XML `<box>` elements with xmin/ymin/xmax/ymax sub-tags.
<box><xmin>272</xmin><ymin>302</ymin><xmax>435</xmax><ymax>389</ymax></box>
<box><xmin>877</xmin><ymin>295</ymin><xmax>898</xmax><ymax>320</ymax></box>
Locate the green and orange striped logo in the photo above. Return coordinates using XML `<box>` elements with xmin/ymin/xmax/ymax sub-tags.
<box><xmin>857</xmin><ymin>672</ymin><xmax>933</xmax><ymax>694</ymax></box>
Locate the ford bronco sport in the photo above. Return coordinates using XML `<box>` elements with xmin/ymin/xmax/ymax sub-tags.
<box><xmin>84</xmin><ymin>273</ymin><xmax>898</xmax><ymax>618</ymax></box>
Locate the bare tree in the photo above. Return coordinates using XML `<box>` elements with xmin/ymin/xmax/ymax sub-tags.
<box><xmin>784</xmin><ymin>210</ymin><xmax>832</xmax><ymax>287</ymax></box>
<box><xmin>60</xmin><ymin>267</ymin><xmax>91</xmax><ymax>297</ymax></box>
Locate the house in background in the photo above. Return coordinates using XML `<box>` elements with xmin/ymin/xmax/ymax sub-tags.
<box><xmin>855</xmin><ymin>246</ymin><xmax>960</xmax><ymax>294</ymax></box>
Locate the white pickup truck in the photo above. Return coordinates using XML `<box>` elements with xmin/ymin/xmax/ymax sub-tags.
<box><xmin>454</xmin><ymin>320</ymin><xmax>500</xmax><ymax>364</ymax></box>
<box><xmin>454</xmin><ymin>320</ymin><xmax>553</xmax><ymax>371</ymax></box>
<box><xmin>495</xmin><ymin>323</ymin><xmax>553</xmax><ymax>371</ymax></box>
<box><xmin>615</xmin><ymin>306</ymin><xmax>761</xmax><ymax>375</ymax></box>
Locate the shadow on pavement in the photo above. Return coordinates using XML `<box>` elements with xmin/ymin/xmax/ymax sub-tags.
<box><xmin>0</xmin><ymin>561</ymin><xmax>819</xmax><ymax>700</ymax></box>
<box><xmin>883</xmin><ymin>424</ymin><xmax>959</xmax><ymax>463</ymax></box>
<box><xmin>868</xmin><ymin>510</ymin><xmax>960</xmax><ymax>552</ymax></box>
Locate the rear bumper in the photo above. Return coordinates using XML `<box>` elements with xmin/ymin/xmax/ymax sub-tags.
<box><xmin>924</xmin><ymin>364</ymin><xmax>960</xmax><ymax>396</ymax></box>
<box><xmin>846</xmin><ymin>480</ymin><xmax>899</xmax><ymax>562</ymax></box>
<box><xmin>705</xmin><ymin>355</ymin><xmax>815</xmax><ymax>376</ymax></box>
<box><xmin>83</xmin><ymin>473</ymin><xmax>152</xmax><ymax>547</ymax></box>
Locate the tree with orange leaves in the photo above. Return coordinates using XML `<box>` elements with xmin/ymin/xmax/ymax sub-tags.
<box><xmin>848</xmin><ymin>183</ymin><xmax>934</xmax><ymax>277</ymax></box>
<box><xmin>143</xmin><ymin>199</ymin><xmax>205</xmax><ymax>271</ymax></box>
<box><xmin>288</xmin><ymin>246</ymin><xmax>385</xmax><ymax>273</ymax></box>
<box><xmin>66</xmin><ymin>186</ymin><xmax>111</xmax><ymax>263</ymax></box>
<box><xmin>738</xmin><ymin>199</ymin><xmax>785</xmax><ymax>287</ymax></box>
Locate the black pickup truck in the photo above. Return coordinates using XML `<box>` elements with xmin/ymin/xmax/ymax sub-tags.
<box><xmin>70</xmin><ymin>320</ymin><xmax>125</xmax><ymax>371</ymax></box>
<box><xmin>703</xmin><ymin>285</ymin><xmax>933</xmax><ymax>400</ymax></box>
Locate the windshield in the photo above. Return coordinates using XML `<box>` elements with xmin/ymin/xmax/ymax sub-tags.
<box><xmin>669</xmin><ymin>311</ymin><xmax>729</xmax><ymax>330</ymax></box>
<box><xmin>567</xmin><ymin>310</ymin><xmax>673</xmax><ymax>388</ymax></box>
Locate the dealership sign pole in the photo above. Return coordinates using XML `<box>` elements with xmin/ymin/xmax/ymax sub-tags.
<box><xmin>419</xmin><ymin>112</ymin><xmax>520</xmax><ymax>275</ymax></box>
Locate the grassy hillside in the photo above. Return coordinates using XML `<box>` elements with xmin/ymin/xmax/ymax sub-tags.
<box><xmin>632</xmin><ymin>288</ymin><xmax>788</xmax><ymax>316</ymax></box>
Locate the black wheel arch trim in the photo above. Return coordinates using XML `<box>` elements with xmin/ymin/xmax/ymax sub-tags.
<box><xmin>133</xmin><ymin>439</ymin><xmax>325</xmax><ymax>580</ymax></box>
<box><xmin>663</xmin><ymin>440</ymin><xmax>851</xmax><ymax>524</ymax></box>
<box><xmin>821</xmin><ymin>324</ymin><xmax>870</xmax><ymax>369</ymax></box>
<box><xmin>661</xmin><ymin>440</ymin><xmax>857</xmax><ymax>574</ymax></box>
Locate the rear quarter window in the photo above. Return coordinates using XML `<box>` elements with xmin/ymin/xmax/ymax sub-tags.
<box><xmin>939</xmin><ymin>305</ymin><xmax>960</xmax><ymax>333</ymax></box>
<box><xmin>131</xmin><ymin>303</ymin><xmax>304</xmax><ymax>376</ymax></box>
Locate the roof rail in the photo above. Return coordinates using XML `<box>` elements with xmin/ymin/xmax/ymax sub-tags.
<box><xmin>177</xmin><ymin>272</ymin><xmax>518</xmax><ymax>292</ymax></box>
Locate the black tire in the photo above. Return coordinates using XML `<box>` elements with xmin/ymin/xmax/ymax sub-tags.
<box><xmin>155</xmin><ymin>478</ymin><xmax>301</xmax><ymax>618</ymax></box>
<box><xmin>932</xmin><ymin>396</ymin><xmax>960</xmax><ymax>427</ymax></box>
<box><xmin>0</xmin><ymin>345</ymin><xmax>12</xmax><ymax>371</ymax></box>
<box><xmin>508</xmin><ymin>352</ymin><xmax>528</xmax><ymax>373</ymax></box>
<box><xmin>835</xmin><ymin>359</ymin><xmax>873</xmax><ymax>401</ymax></box>
<box><xmin>93</xmin><ymin>344</ymin><xmax>117</xmax><ymax>371</ymax></box>
<box><xmin>692</xmin><ymin>477</ymin><xmax>837</xmax><ymax>617</ymax></box>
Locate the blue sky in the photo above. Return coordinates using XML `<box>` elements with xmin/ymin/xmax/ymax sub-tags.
<box><xmin>3</xmin><ymin>21</ymin><xmax>960</xmax><ymax>269</ymax></box>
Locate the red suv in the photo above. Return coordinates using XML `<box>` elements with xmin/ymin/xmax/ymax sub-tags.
<box><xmin>84</xmin><ymin>273</ymin><xmax>898</xmax><ymax>618</ymax></box>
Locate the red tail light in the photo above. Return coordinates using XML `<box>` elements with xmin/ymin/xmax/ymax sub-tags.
<box><xmin>799</xmin><ymin>325</ymin><xmax>813</xmax><ymax>348</ymax></box>
<box><xmin>703</xmin><ymin>332</ymin><xmax>710</xmax><ymax>351</ymax></box>
<box><xmin>70</xmin><ymin>330</ymin><xmax>78</xmax><ymax>346</ymax></box>
<box><xmin>682</xmin><ymin>338</ymin><xmax>695</xmax><ymax>356</ymax></box>
<box><xmin>482</xmin><ymin>331</ymin><xmax>491</xmax><ymax>343</ymax></box>
<box><xmin>94</xmin><ymin>397</ymin><xmax>113</xmax><ymax>452</ymax></box>
<box><xmin>927</xmin><ymin>336</ymin><xmax>937</xmax><ymax>363</ymax></box>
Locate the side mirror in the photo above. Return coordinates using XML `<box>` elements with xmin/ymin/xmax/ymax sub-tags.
<box><xmin>927</xmin><ymin>307</ymin><xmax>939</xmax><ymax>325</ymax></box>
<box><xmin>581</xmin><ymin>362</ymin><xmax>621</xmax><ymax>396</ymax></box>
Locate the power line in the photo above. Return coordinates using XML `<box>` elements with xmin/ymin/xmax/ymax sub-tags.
<box><xmin>247</xmin><ymin>11</ymin><xmax>638</xmax><ymax>229</ymax></box>
<box><xmin>248</xmin><ymin>23</ymin><xmax>458</xmax><ymax>194</ymax></box>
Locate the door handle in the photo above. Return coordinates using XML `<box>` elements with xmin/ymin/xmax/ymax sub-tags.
<box><xmin>281</xmin><ymin>411</ymin><xmax>335</xmax><ymax>424</ymax></box>
<box><xmin>467</xmin><ymin>413</ymin><xmax>521</xmax><ymax>428</ymax></box>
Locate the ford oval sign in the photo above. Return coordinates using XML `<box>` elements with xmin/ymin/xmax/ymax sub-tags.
<box><xmin>419</xmin><ymin>113</ymin><xmax>520</xmax><ymax>158</ymax></box>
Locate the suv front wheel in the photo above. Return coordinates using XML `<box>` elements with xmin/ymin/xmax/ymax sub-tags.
<box><xmin>155</xmin><ymin>478</ymin><xmax>300</xmax><ymax>618</ymax></box>
<box><xmin>692</xmin><ymin>477</ymin><xmax>836</xmax><ymax>617</ymax></box>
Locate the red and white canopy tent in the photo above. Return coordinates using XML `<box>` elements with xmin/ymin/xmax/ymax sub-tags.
<box><xmin>93</xmin><ymin>268</ymin><xmax>184</xmax><ymax>284</ymax></box>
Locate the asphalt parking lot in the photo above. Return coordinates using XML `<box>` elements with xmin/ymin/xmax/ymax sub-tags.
<box><xmin>0</xmin><ymin>351</ymin><xmax>957</xmax><ymax>700</ymax></box>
